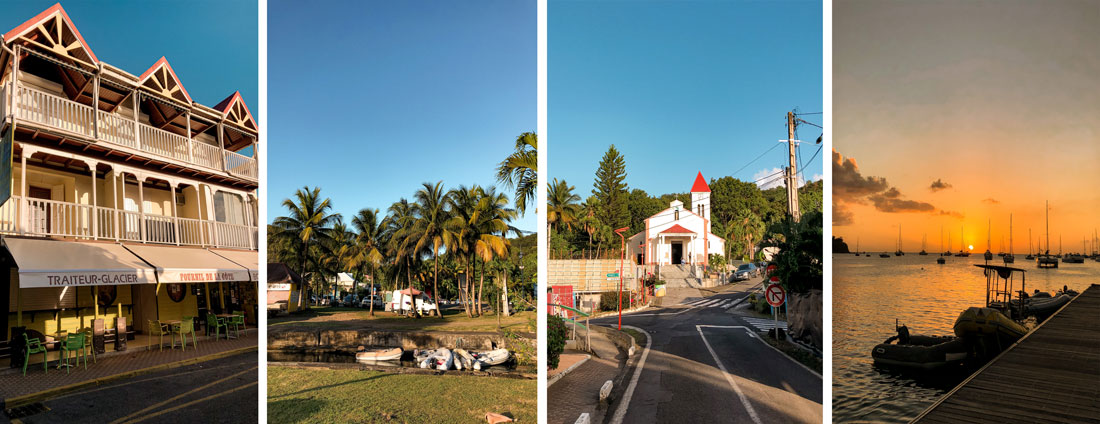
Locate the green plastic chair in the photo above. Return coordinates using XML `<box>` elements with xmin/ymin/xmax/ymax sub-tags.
<box><xmin>22</xmin><ymin>333</ymin><xmax>47</xmax><ymax>376</ymax></box>
<box><xmin>83</xmin><ymin>328</ymin><xmax>97</xmax><ymax>364</ymax></box>
<box><xmin>178</xmin><ymin>317</ymin><xmax>197</xmax><ymax>350</ymax></box>
<box><xmin>206</xmin><ymin>313</ymin><xmax>228</xmax><ymax>340</ymax></box>
<box><xmin>230</xmin><ymin>312</ymin><xmax>245</xmax><ymax>337</ymax></box>
<box><xmin>148</xmin><ymin>320</ymin><xmax>169</xmax><ymax>351</ymax></box>
<box><xmin>60</xmin><ymin>333</ymin><xmax>87</xmax><ymax>374</ymax></box>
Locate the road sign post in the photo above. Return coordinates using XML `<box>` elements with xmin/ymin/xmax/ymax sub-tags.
<box><xmin>765</xmin><ymin>280</ymin><xmax>786</xmax><ymax>342</ymax></box>
<box><xmin>615</xmin><ymin>227</ymin><xmax>629</xmax><ymax>330</ymax></box>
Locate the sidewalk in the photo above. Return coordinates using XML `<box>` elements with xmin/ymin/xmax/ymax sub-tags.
<box><xmin>547</xmin><ymin>324</ymin><xmax>626</xmax><ymax>424</ymax></box>
<box><xmin>1</xmin><ymin>330</ymin><xmax>257</xmax><ymax>407</ymax></box>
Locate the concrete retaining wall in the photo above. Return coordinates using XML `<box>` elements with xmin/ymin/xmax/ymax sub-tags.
<box><xmin>269</xmin><ymin>328</ymin><xmax>536</xmax><ymax>351</ymax></box>
<box><xmin>549</xmin><ymin>259</ymin><xmax>637</xmax><ymax>293</ymax></box>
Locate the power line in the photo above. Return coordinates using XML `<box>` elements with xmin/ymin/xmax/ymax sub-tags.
<box><xmin>729</xmin><ymin>143</ymin><xmax>782</xmax><ymax>177</ymax></box>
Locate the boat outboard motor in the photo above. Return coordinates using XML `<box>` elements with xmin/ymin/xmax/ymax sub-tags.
<box><xmin>884</xmin><ymin>324</ymin><xmax>911</xmax><ymax>345</ymax></box>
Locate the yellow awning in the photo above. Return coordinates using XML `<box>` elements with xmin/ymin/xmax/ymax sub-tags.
<box><xmin>209</xmin><ymin>248</ymin><xmax>259</xmax><ymax>281</ymax></box>
<box><xmin>122</xmin><ymin>244</ymin><xmax>250</xmax><ymax>283</ymax></box>
<box><xmin>3</xmin><ymin>238</ymin><xmax>156</xmax><ymax>288</ymax></box>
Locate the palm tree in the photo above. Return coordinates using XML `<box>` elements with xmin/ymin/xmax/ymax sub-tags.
<box><xmin>386</xmin><ymin>198</ymin><xmax>420</xmax><ymax>317</ymax></box>
<box><xmin>351</xmin><ymin>208</ymin><xmax>385</xmax><ymax>317</ymax></box>
<box><xmin>547</xmin><ymin>178</ymin><xmax>580</xmax><ymax>257</ymax></box>
<box><xmin>579</xmin><ymin>196</ymin><xmax>600</xmax><ymax>257</ymax></box>
<box><xmin>496</xmin><ymin>132</ymin><xmax>537</xmax><ymax>216</ymax></box>
<box><xmin>446</xmin><ymin>185</ymin><xmax>483</xmax><ymax>317</ymax></box>
<box><xmin>271</xmin><ymin>186</ymin><xmax>341</xmax><ymax>281</ymax></box>
<box><xmin>475</xmin><ymin>187</ymin><xmax>518</xmax><ymax>317</ymax></box>
<box><xmin>412</xmin><ymin>181</ymin><xmax>452</xmax><ymax>318</ymax></box>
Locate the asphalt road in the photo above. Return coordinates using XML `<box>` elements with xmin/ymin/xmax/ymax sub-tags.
<box><xmin>18</xmin><ymin>352</ymin><xmax>258</xmax><ymax>424</ymax></box>
<box><xmin>592</xmin><ymin>282</ymin><xmax>822</xmax><ymax>424</ymax></box>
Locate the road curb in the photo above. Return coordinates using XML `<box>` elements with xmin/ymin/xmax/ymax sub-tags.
<box><xmin>4</xmin><ymin>346</ymin><xmax>257</xmax><ymax>409</ymax></box>
<box><xmin>546</xmin><ymin>354</ymin><xmax>591</xmax><ymax>387</ymax></box>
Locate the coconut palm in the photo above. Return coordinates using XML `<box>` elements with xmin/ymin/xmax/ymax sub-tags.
<box><xmin>445</xmin><ymin>185</ymin><xmax>482</xmax><ymax>317</ymax></box>
<box><xmin>271</xmin><ymin>186</ymin><xmax>341</xmax><ymax>279</ymax></box>
<box><xmin>547</xmin><ymin>178</ymin><xmax>581</xmax><ymax>256</ymax></box>
<box><xmin>496</xmin><ymin>132</ymin><xmax>537</xmax><ymax>216</ymax></box>
<box><xmin>386</xmin><ymin>198</ymin><xmax>421</xmax><ymax>317</ymax></box>
<box><xmin>473</xmin><ymin>187</ymin><xmax>517</xmax><ymax>316</ymax></box>
<box><xmin>351</xmin><ymin>208</ymin><xmax>385</xmax><ymax>317</ymax></box>
<box><xmin>412</xmin><ymin>181</ymin><xmax>453</xmax><ymax>318</ymax></box>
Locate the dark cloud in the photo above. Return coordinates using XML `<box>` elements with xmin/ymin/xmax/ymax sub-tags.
<box><xmin>938</xmin><ymin>210</ymin><xmax>964</xmax><ymax>219</ymax></box>
<box><xmin>982</xmin><ymin>198</ymin><xmax>999</xmax><ymax>204</ymax></box>
<box><xmin>833</xmin><ymin>149</ymin><xmax>889</xmax><ymax>201</ymax></box>
<box><xmin>929</xmin><ymin>179</ymin><xmax>952</xmax><ymax>192</ymax></box>
<box><xmin>868</xmin><ymin>191</ymin><xmax>936</xmax><ymax>213</ymax></box>
<box><xmin>832</xmin><ymin>149</ymin><xmax>952</xmax><ymax>222</ymax></box>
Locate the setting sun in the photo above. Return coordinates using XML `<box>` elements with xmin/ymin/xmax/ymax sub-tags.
<box><xmin>968</xmin><ymin>245</ymin><xmax>974</xmax><ymax>250</ymax></box>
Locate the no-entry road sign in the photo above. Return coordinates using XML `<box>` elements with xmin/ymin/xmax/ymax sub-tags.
<box><xmin>765</xmin><ymin>283</ymin><xmax>786</xmax><ymax>307</ymax></box>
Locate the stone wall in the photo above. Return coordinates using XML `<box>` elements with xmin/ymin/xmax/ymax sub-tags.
<box><xmin>548</xmin><ymin>259</ymin><xmax>637</xmax><ymax>293</ymax></box>
<box><xmin>269</xmin><ymin>328</ymin><xmax>536</xmax><ymax>351</ymax></box>
<box><xmin>787</xmin><ymin>289</ymin><xmax>822</xmax><ymax>349</ymax></box>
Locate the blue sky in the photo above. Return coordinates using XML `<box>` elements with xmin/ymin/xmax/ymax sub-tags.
<box><xmin>0</xmin><ymin>1</ymin><xmax>258</xmax><ymax>116</ymax></box>
<box><xmin>549</xmin><ymin>0</ymin><xmax>823</xmax><ymax>197</ymax></box>
<box><xmin>267</xmin><ymin>0</ymin><xmax>537</xmax><ymax>231</ymax></box>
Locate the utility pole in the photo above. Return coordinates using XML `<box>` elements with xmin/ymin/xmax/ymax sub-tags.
<box><xmin>782</xmin><ymin>111</ymin><xmax>801</xmax><ymax>222</ymax></box>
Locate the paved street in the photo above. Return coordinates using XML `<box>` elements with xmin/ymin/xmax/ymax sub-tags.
<box><xmin>591</xmin><ymin>281</ymin><xmax>822</xmax><ymax>424</ymax></box>
<box><xmin>14</xmin><ymin>352</ymin><xmax>258</xmax><ymax>424</ymax></box>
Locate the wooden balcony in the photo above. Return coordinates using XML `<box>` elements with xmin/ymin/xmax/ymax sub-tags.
<box><xmin>3</xmin><ymin>85</ymin><xmax>258</xmax><ymax>183</ymax></box>
<box><xmin>0</xmin><ymin>196</ymin><xmax>257</xmax><ymax>250</ymax></box>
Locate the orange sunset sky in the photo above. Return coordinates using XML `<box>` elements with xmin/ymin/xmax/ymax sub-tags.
<box><xmin>833</xmin><ymin>0</ymin><xmax>1100</xmax><ymax>253</ymax></box>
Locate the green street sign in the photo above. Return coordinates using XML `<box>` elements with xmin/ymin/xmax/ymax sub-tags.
<box><xmin>606</xmin><ymin>273</ymin><xmax>619</xmax><ymax>278</ymax></box>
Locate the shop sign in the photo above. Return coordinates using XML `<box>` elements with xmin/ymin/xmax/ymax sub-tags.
<box><xmin>268</xmin><ymin>283</ymin><xmax>291</xmax><ymax>291</ymax></box>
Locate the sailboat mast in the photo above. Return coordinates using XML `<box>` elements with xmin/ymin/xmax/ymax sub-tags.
<box><xmin>1009</xmin><ymin>214</ymin><xmax>1013</xmax><ymax>254</ymax></box>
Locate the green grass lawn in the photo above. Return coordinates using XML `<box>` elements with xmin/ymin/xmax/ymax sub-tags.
<box><xmin>621</xmin><ymin>328</ymin><xmax>647</xmax><ymax>347</ymax></box>
<box><xmin>268</xmin><ymin>367</ymin><xmax>536</xmax><ymax>423</ymax></box>
<box><xmin>271</xmin><ymin>307</ymin><xmax>536</xmax><ymax>333</ymax></box>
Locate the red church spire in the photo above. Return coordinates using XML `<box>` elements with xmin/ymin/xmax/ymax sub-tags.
<box><xmin>691</xmin><ymin>172</ymin><xmax>710</xmax><ymax>192</ymax></box>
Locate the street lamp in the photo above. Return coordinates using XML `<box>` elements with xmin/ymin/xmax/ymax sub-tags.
<box><xmin>615</xmin><ymin>226</ymin><xmax>629</xmax><ymax>330</ymax></box>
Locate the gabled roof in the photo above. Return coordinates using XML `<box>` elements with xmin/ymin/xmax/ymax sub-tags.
<box><xmin>660</xmin><ymin>224</ymin><xmax>695</xmax><ymax>234</ymax></box>
<box><xmin>138</xmin><ymin>57</ymin><xmax>192</xmax><ymax>104</ymax></box>
<box><xmin>691</xmin><ymin>172</ymin><xmax>710</xmax><ymax>193</ymax></box>
<box><xmin>4</xmin><ymin>3</ymin><xmax>98</xmax><ymax>66</ymax></box>
<box><xmin>214</xmin><ymin>91</ymin><xmax>258</xmax><ymax>132</ymax></box>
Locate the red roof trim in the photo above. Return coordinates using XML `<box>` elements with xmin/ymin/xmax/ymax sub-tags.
<box><xmin>138</xmin><ymin>57</ymin><xmax>193</xmax><ymax>104</ymax></box>
<box><xmin>214</xmin><ymin>91</ymin><xmax>257</xmax><ymax>127</ymax></box>
<box><xmin>660</xmin><ymin>224</ymin><xmax>695</xmax><ymax>234</ymax></box>
<box><xmin>4</xmin><ymin>3</ymin><xmax>99</xmax><ymax>64</ymax></box>
<box><xmin>691</xmin><ymin>171</ymin><xmax>710</xmax><ymax>192</ymax></box>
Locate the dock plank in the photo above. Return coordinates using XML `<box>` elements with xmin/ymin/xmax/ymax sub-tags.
<box><xmin>913</xmin><ymin>284</ymin><xmax>1100</xmax><ymax>424</ymax></box>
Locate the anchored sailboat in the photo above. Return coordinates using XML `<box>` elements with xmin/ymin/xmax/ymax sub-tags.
<box><xmin>895</xmin><ymin>225</ymin><xmax>905</xmax><ymax>256</ymax></box>
<box><xmin>983</xmin><ymin>219</ymin><xmax>994</xmax><ymax>261</ymax></box>
<box><xmin>1037</xmin><ymin>201</ymin><xmax>1058</xmax><ymax>268</ymax></box>
<box><xmin>1003</xmin><ymin>214</ymin><xmax>1015</xmax><ymax>264</ymax></box>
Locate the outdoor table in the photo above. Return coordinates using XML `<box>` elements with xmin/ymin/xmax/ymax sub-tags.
<box><xmin>215</xmin><ymin>315</ymin><xmax>238</xmax><ymax>339</ymax></box>
<box><xmin>162</xmin><ymin>320</ymin><xmax>183</xmax><ymax>349</ymax></box>
<box><xmin>51</xmin><ymin>332</ymin><xmax>72</xmax><ymax>370</ymax></box>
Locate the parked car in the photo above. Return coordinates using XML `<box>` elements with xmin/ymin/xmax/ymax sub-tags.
<box><xmin>360</xmin><ymin>295</ymin><xmax>383</xmax><ymax>308</ymax></box>
<box><xmin>390</xmin><ymin>290</ymin><xmax>437</xmax><ymax>315</ymax></box>
<box><xmin>342</xmin><ymin>294</ymin><xmax>358</xmax><ymax>307</ymax></box>
<box><xmin>734</xmin><ymin>263</ymin><xmax>758</xmax><ymax>281</ymax></box>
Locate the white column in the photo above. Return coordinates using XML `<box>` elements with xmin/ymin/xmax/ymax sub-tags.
<box><xmin>20</xmin><ymin>151</ymin><xmax>27</xmax><ymax>234</ymax></box>
<box><xmin>170</xmin><ymin>183</ymin><xmax>180</xmax><ymax>245</ymax></box>
<box><xmin>137</xmin><ymin>177</ymin><xmax>145</xmax><ymax>243</ymax></box>
<box><xmin>90</xmin><ymin>162</ymin><xmax>97</xmax><ymax>239</ymax></box>
<box><xmin>112</xmin><ymin>169</ymin><xmax>119</xmax><ymax>240</ymax></box>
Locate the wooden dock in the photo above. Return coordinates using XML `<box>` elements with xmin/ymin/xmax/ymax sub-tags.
<box><xmin>912</xmin><ymin>284</ymin><xmax>1100</xmax><ymax>423</ymax></box>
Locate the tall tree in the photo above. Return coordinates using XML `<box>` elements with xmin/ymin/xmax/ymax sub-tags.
<box><xmin>412</xmin><ymin>181</ymin><xmax>452</xmax><ymax>318</ymax></box>
<box><xmin>496</xmin><ymin>132</ymin><xmax>538</xmax><ymax>216</ymax></box>
<box><xmin>351</xmin><ymin>208</ymin><xmax>384</xmax><ymax>317</ymax></box>
<box><xmin>271</xmin><ymin>186</ymin><xmax>341</xmax><ymax>280</ymax></box>
<box><xmin>593</xmin><ymin>145</ymin><xmax>630</xmax><ymax>232</ymax></box>
<box><xmin>547</xmin><ymin>178</ymin><xmax>581</xmax><ymax>256</ymax></box>
<box><xmin>445</xmin><ymin>185</ymin><xmax>482</xmax><ymax>317</ymax></box>
<box><xmin>386</xmin><ymin>198</ymin><xmax>420</xmax><ymax>318</ymax></box>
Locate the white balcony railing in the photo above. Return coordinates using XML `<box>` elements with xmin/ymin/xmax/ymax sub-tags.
<box><xmin>192</xmin><ymin>142</ymin><xmax>222</xmax><ymax>170</ymax></box>
<box><xmin>225</xmin><ymin>150</ymin><xmax>258</xmax><ymax>180</ymax></box>
<box><xmin>7</xmin><ymin>85</ymin><xmax>257</xmax><ymax>182</ymax></box>
<box><xmin>139</xmin><ymin>123</ymin><xmax>190</xmax><ymax>163</ymax></box>
<box><xmin>98</xmin><ymin>111</ymin><xmax>138</xmax><ymax>149</ymax></box>
<box><xmin>15</xmin><ymin>85</ymin><xmax>95</xmax><ymax>138</ymax></box>
<box><xmin>0</xmin><ymin>196</ymin><xmax>257</xmax><ymax>249</ymax></box>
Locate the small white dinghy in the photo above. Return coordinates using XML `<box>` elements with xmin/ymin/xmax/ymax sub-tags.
<box><xmin>472</xmin><ymin>348</ymin><xmax>511</xmax><ymax>370</ymax></box>
<box><xmin>415</xmin><ymin>348</ymin><xmax>454</xmax><ymax>370</ymax></box>
<box><xmin>454</xmin><ymin>348</ymin><xmax>476</xmax><ymax>370</ymax></box>
<box><xmin>355</xmin><ymin>347</ymin><xmax>402</xmax><ymax>362</ymax></box>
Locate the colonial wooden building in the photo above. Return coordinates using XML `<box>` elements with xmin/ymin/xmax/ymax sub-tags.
<box><xmin>0</xmin><ymin>5</ymin><xmax>259</xmax><ymax>353</ymax></box>
<box><xmin>628</xmin><ymin>172</ymin><xmax>725</xmax><ymax>267</ymax></box>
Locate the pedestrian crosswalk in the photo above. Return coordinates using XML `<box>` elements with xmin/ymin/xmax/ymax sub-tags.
<box><xmin>681</xmin><ymin>297</ymin><xmax>740</xmax><ymax>310</ymax></box>
<box><xmin>743</xmin><ymin>317</ymin><xmax>788</xmax><ymax>331</ymax></box>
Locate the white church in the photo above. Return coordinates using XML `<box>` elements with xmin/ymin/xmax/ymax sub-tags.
<box><xmin>628</xmin><ymin>172</ymin><xmax>725</xmax><ymax>267</ymax></box>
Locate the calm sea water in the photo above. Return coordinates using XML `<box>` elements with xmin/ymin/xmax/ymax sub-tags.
<box><xmin>832</xmin><ymin>253</ymin><xmax>1100</xmax><ymax>423</ymax></box>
